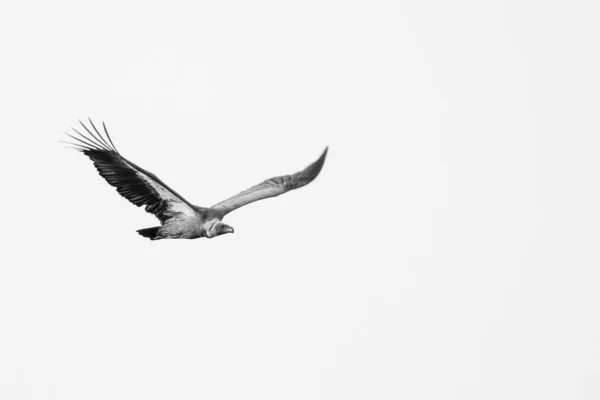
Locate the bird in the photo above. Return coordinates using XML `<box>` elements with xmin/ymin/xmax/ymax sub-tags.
<box><xmin>64</xmin><ymin>119</ymin><xmax>328</xmax><ymax>240</ymax></box>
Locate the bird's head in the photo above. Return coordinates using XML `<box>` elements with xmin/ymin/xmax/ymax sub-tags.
<box><xmin>206</xmin><ymin>221</ymin><xmax>234</xmax><ymax>238</ymax></box>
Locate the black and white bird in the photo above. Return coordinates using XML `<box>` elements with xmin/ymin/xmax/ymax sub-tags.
<box><xmin>64</xmin><ymin>120</ymin><xmax>327</xmax><ymax>240</ymax></box>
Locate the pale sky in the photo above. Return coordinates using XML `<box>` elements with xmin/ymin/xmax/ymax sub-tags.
<box><xmin>1</xmin><ymin>0</ymin><xmax>599</xmax><ymax>399</ymax></box>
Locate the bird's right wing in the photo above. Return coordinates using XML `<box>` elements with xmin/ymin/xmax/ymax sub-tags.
<box><xmin>212</xmin><ymin>147</ymin><xmax>328</xmax><ymax>216</ymax></box>
<box><xmin>64</xmin><ymin>119</ymin><xmax>198</xmax><ymax>223</ymax></box>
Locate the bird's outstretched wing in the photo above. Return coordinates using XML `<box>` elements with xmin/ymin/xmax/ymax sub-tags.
<box><xmin>64</xmin><ymin>119</ymin><xmax>198</xmax><ymax>223</ymax></box>
<box><xmin>212</xmin><ymin>147</ymin><xmax>328</xmax><ymax>216</ymax></box>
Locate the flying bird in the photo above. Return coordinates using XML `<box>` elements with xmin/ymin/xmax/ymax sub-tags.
<box><xmin>64</xmin><ymin>120</ymin><xmax>328</xmax><ymax>240</ymax></box>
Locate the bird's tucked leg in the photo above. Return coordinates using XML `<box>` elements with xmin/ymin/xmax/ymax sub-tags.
<box><xmin>137</xmin><ymin>226</ymin><xmax>161</xmax><ymax>240</ymax></box>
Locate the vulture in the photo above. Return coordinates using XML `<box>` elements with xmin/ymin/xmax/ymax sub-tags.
<box><xmin>64</xmin><ymin>120</ymin><xmax>328</xmax><ymax>240</ymax></box>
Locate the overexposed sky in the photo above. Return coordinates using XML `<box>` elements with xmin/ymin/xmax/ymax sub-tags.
<box><xmin>1</xmin><ymin>0</ymin><xmax>599</xmax><ymax>399</ymax></box>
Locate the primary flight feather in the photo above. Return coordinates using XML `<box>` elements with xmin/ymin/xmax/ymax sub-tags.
<box><xmin>65</xmin><ymin>120</ymin><xmax>328</xmax><ymax>240</ymax></box>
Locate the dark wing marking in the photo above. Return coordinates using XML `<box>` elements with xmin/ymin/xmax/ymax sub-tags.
<box><xmin>65</xmin><ymin>119</ymin><xmax>198</xmax><ymax>223</ymax></box>
<box><xmin>212</xmin><ymin>147</ymin><xmax>328</xmax><ymax>215</ymax></box>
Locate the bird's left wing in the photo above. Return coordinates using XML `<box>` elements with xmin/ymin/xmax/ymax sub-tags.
<box><xmin>212</xmin><ymin>147</ymin><xmax>328</xmax><ymax>216</ymax></box>
<box><xmin>64</xmin><ymin>119</ymin><xmax>198</xmax><ymax>223</ymax></box>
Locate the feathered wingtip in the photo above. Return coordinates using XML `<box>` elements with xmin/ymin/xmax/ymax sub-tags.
<box><xmin>61</xmin><ymin>118</ymin><xmax>119</xmax><ymax>153</ymax></box>
<box><xmin>303</xmin><ymin>146</ymin><xmax>328</xmax><ymax>179</ymax></box>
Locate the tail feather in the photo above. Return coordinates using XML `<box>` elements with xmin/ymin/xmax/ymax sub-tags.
<box><xmin>137</xmin><ymin>227</ymin><xmax>161</xmax><ymax>240</ymax></box>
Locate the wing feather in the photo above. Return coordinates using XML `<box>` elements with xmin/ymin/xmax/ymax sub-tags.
<box><xmin>66</xmin><ymin>120</ymin><xmax>198</xmax><ymax>223</ymax></box>
<box><xmin>212</xmin><ymin>147</ymin><xmax>328</xmax><ymax>215</ymax></box>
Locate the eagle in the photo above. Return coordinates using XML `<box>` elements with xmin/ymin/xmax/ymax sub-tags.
<box><xmin>64</xmin><ymin>119</ymin><xmax>328</xmax><ymax>240</ymax></box>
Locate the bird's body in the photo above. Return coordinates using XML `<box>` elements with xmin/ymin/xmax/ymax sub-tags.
<box><xmin>64</xmin><ymin>120</ymin><xmax>327</xmax><ymax>240</ymax></box>
<box><xmin>141</xmin><ymin>207</ymin><xmax>225</xmax><ymax>240</ymax></box>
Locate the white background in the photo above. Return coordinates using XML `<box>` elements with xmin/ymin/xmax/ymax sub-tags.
<box><xmin>1</xmin><ymin>0</ymin><xmax>599</xmax><ymax>399</ymax></box>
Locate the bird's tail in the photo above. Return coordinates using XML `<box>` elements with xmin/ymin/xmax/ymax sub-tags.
<box><xmin>137</xmin><ymin>227</ymin><xmax>161</xmax><ymax>240</ymax></box>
